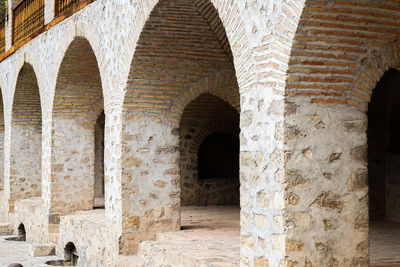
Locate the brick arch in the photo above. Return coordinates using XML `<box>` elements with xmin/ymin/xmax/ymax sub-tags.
<box><xmin>12</xmin><ymin>63</ymin><xmax>42</xmax><ymax>130</ymax></box>
<box><xmin>188</xmin><ymin>120</ymin><xmax>239</xmax><ymax>154</ymax></box>
<box><xmin>53</xmin><ymin>36</ymin><xmax>104</xmax><ymax>129</ymax></box>
<box><xmin>9</xmin><ymin>62</ymin><xmax>42</xmax><ymax>205</ymax></box>
<box><xmin>49</xmin><ymin>35</ymin><xmax>104</xmax><ymax>221</ymax></box>
<box><xmin>286</xmin><ymin>0</ymin><xmax>400</xmax><ymax>105</ymax></box>
<box><xmin>122</xmin><ymin>0</ymin><xmax>254</xmax><ymax>99</ymax></box>
<box><xmin>50</xmin><ymin>20</ymin><xmax>106</xmax><ymax>113</ymax></box>
<box><xmin>167</xmin><ymin>70</ymin><xmax>239</xmax><ymax>122</ymax></box>
<box><xmin>351</xmin><ymin>40</ymin><xmax>400</xmax><ymax>105</ymax></box>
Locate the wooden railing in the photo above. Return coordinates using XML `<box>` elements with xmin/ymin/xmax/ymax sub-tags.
<box><xmin>13</xmin><ymin>0</ymin><xmax>45</xmax><ymax>45</ymax></box>
<box><xmin>0</xmin><ymin>19</ymin><xmax>5</xmax><ymax>53</ymax></box>
<box><xmin>55</xmin><ymin>0</ymin><xmax>83</xmax><ymax>17</ymax></box>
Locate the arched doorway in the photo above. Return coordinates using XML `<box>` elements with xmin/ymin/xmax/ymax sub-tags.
<box><xmin>369</xmin><ymin>68</ymin><xmax>400</xmax><ymax>266</ymax></box>
<box><xmin>180</xmin><ymin>94</ymin><xmax>240</xmax><ymax>206</ymax></box>
<box><xmin>10</xmin><ymin>63</ymin><xmax>42</xmax><ymax>209</ymax></box>
<box><xmin>50</xmin><ymin>37</ymin><xmax>104</xmax><ymax>232</ymax></box>
<box><xmin>121</xmin><ymin>0</ymin><xmax>239</xmax><ymax>256</ymax></box>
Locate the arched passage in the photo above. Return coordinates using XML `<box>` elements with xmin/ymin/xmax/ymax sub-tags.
<box><xmin>369</xmin><ymin>68</ymin><xmax>400</xmax><ymax>264</ymax></box>
<box><xmin>180</xmin><ymin>94</ymin><xmax>239</xmax><ymax>206</ymax></box>
<box><xmin>121</xmin><ymin>0</ymin><xmax>238</xmax><ymax>254</ymax></box>
<box><xmin>10</xmin><ymin>63</ymin><xmax>42</xmax><ymax>209</ymax></box>
<box><xmin>50</xmin><ymin>37</ymin><xmax>104</xmax><ymax>231</ymax></box>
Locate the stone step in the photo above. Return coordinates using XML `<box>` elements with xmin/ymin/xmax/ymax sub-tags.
<box><xmin>138</xmin><ymin>234</ymin><xmax>240</xmax><ymax>266</ymax></box>
<box><xmin>117</xmin><ymin>255</ymin><xmax>145</xmax><ymax>267</ymax></box>
<box><xmin>0</xmin><ymin>223</ymin><xmax>13</xmax><ymax>236</ymax></box>
<box><xmin>29</xmin><ymin>243</ymin><xmax>56</xmax><ymax>257</ymax></box>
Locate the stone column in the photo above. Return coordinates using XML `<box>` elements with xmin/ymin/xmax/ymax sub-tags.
<box><xmin>120</xmin><ymin>112</ymin><xmax>180</xmax><ymax>254</ymax></box>
<box><xmin>239</xmin><ymin>86</ymin><xmax>287</xmax><ymax>267</ymax></box>
<box><xmin>283</xmin><ymin>95</ymin><xmax>369</xmax><ymax>266</ymax></box>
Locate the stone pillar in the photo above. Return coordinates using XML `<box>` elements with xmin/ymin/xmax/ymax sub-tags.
<box><xmin>120</xmin><ymin>112</ymin><xmax>180</xmax><ymax>254</ymax></box>
<box><xmin>49</xmin><ymin>118</ymin><xmax>95</xmax><ymax>232</ymax></box>
<box><xmin>239</xmin><ymin>87</ymin><xmax>286</xmax><ymax>267</ymax></box>
<box><xmin>9</xmin><ymin>126</ymin><xmax>42</xmax><ymax>211</ymax></box>
<box><xmin>283</xmin><ymin>95</ymin><xmax>368</xmax><ymax>266</ymax></box>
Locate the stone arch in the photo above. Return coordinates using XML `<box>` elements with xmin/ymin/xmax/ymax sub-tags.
<box><xmin>167</xmin><ymin>71</ymin><xmax>239</xmax><ymax>122</ymax></box>
<box><xmin>49</xmin><ymin>36</ymin><xmax>104</xmax><ymax>233</ymax></box>
<box><xmin>120</xmin><ymin>0</ymin><xmax>243</xmax><ymax>255</ymax></box>
<box><xmin>10</xmin><ymin>63</ymin><xmax>42</xmax><ymax>209</ymax></box>
<box><xmin>179</xmin><ymin>94</ymin><xmax>239</xmax><ymax>206</ymax></box>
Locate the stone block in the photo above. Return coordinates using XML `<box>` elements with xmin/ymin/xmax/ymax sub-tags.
<box><xmin>118</xmin><ymin>255</ymin><xmax>144</xmax><ymax>267</ymax></box>
<box><xmin>0</xmin><ymin>223</ymin><xmax>13</xmax><ymax>235</ymax></box>
<box><xmin>29</xmin><ymin>243</ymin><xmax>56</xmax><ymax>257</ymax></box>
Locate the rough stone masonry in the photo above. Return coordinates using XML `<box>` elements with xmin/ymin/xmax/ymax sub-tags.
<box><xmin>0</xmin><ymin>0</ymin><xmax>398</xmax><ymax>266</ymax></box>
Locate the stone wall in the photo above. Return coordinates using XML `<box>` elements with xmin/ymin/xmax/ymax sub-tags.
<box><xmin>9</xmin><ymin>63</ymin><xmax>42</xmax><ymax>211</ymax></box>
<box><xmin>120</xmin><ymin>113</ymin><xmax>180</xmax><ymax>254</ymax></box>
<box><xmin>50</xmin><ymin>119</ymin><xmax>95</xmax><ymax>221</ymax></box>
<box><xmin>13</xmin><ymin>198</ymin><xmax>49</xmax><ymax>244</ymax></box>
<box><xmin>10</xmin><ymin>127</ymin><xmax>42</xmax><ymax>208</ymax></box>
<box><xmin>3</xmin><ymin>0</ymin><xmax>398</xmax><ymax>265</ymax></box>
<box><xmin>57</xmin><ymin>211</ymin><xmax>119</xmax><ymax>266</ymax></box>
<box><xmin>283</xmin><ymin>96</ymin><xmax>369</xmax><ymax>265</ymax></box>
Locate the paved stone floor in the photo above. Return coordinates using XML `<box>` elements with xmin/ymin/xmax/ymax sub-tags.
<box><xmin>0</xmin><ymin>207</ymin><xmax>399</xmax><ymax>266</ymax></box>
<box><xmin>138</xmin><ymin>206</ymin><xmax>240</xmax><ymax>266</ymax></box>
<box><xmin>370</xmin><ymin>221</ymin><xmax>400</xmax><ymax>267</ymax></box>
<box><xmin>0</xmin><ymin>236</ymin><xmax>59</xmax><ymax>267</ymax></box>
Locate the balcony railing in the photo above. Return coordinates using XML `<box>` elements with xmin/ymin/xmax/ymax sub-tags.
<box><xmin>0</xmin><ymin>19</ymin><xmax>5</xmax><ymax>53</ymax></box>
<box><xmin>55</xmin><ymin>0</ymin><xmax>84</xmax><ymax>17</ymax></box>
<box><xmin>13</xmin><ymin>0</ymin><xmax>45</xmax><ymax>45</ymax></box>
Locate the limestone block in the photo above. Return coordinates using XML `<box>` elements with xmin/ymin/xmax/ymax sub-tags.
<box><xmin>117</xmin><ymin>255</ymin><xmax>144</xmax><ymax>267</ymax></box>
<box><xmin>0</xmin><ymin>223</ymin><xmax>13</xmax><ymax>235</ymax></box>
<box><xmin>29</xmin><ymin>243</ymin><xmax>56</xmax><ymax>257</ymax></box>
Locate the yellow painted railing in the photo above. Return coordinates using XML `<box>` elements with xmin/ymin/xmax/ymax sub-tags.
<box><xmin>0</xmin><ymin>19</ymin><xmax>5</xmax><ymax>53</ymax></box>
<box><xmin>13</xmin><ymin>0</ymin><xmax>45</xmax><ymax>45</ymax></box>
<box><xmin>55</xmin><ymin>0</ymin><xmax>82</xmax><ymax>17</ymax></box>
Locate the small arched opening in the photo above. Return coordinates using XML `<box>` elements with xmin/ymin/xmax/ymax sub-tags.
<box><xmin>64</xmin><ymin>242</ymin><xmax>78</xmax><ymax>266</ymax></box>
<box><xmin>17</xmin><ymin>223</ymin><xmax>26</xmax><ymax>241</ymax></box>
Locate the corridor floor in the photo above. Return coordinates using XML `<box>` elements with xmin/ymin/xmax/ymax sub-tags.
<box><xmin>370</xmin><ymin>221</ymin><xmax>400</xmax><ymax>266</ymax></box>
<box><xmin>0</xmin><ymin>207</ymin><xmax>399</xmax><ymax>266</ymax></box>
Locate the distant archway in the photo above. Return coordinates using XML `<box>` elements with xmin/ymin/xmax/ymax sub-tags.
<box><xmin>50</xmin><ymin>37</ymin><xmax>104</xmax><ymax>232</ymax></box>
<box><xmin>10</xmin><ymin>63</ymin><xmax>42</xmax><ymax>208</ymax></box>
